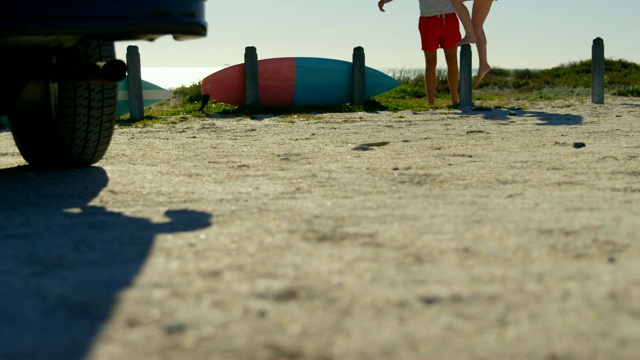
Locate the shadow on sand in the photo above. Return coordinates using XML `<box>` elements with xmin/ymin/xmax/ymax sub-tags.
<box><xmin>0</xmin><ymin>166</ymin><xmax>212</xmax><ymax>359</ymax></box>
<box><xmin>457</xmin><ymin>107</ymin><xmax>584</xmax><ymax>126</ymax></box>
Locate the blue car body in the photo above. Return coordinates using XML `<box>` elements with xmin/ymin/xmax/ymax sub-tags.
<box><xmin>0</xmin><ymin>0</ymin><xmax>206</xmax><ymax>47</ymax></box>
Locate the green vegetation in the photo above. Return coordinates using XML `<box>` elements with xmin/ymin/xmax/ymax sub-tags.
<box><xmin>116</xmin><ymin>82</ymin><xmax>237</xmax><ymax>127</ymax></box>
<box><xmin>116</xmin><ymin>58</ymin><xmax>640</xmax><ymax>125</ymax></box>
<box><xmin>377</xmin><ymin>58</ymin><xmax>640</xmax><ymax>110</ymax></box>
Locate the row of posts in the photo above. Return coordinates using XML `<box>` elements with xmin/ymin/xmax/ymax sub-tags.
<box><xmin>459</xmin><ymin>37</ymin><xmax>606</xmax><ymax>107</ymax></box>
<box><xmin>123</xmin><ymin>38</ymin><xmax>606</xmax><ymax>118</ymax></box>
<box><xmin>245</xmin><ymin>40</ymin><xmax>606</xmax><ymax>109</ymax></box>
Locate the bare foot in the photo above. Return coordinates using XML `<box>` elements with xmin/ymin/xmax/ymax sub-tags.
<box><xmin>475</xmin><ymin>64</ymin><xmax>491</xmax><ymax>87</ymax></box>
<box><xmin>456</xmin><ymin>36</ymin><xmax>477</xmax><ymax>47</ymax></box>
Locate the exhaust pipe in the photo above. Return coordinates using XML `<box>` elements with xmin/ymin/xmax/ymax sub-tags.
<box><xmin>52</xmin><ymin>59</ymin><xmax>127</xmax><ymax>83</ymax></box>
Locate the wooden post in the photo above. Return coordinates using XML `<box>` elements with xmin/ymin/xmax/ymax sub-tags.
<box><xmin>459</xmin><ymin>44</ymin><xmax>472</xmax><ymax>109</ymax></box>
<box><xmin>352</xmin><ymin>46</ymin><xmax>366</xmax><ymax>105</ymax></box>
<box><xmin>126</xmin><ymin>46</ymin><xmax>144</xmax><ymax>120</ymax></box>
<box><xmin>592</xmin><ymin>37</ymin><xmax>605</xmax><ymax>105</ymax></box>
<box><xmin>244</xmin><ymin>46</ymin><xmax>259</xmax><ymax>106</ymax></box>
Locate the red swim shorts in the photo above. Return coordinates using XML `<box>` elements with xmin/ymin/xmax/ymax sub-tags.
<box><xmin>419</xmin><ymin>13</ymin><xmax>461</xmax><ymax>51</ymax></box>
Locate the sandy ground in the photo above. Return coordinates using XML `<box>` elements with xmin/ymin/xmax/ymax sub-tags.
<box><xmin>1</xmin><ymin>97</ymin><xmax>639</xmax><ymax>360</ymax></box>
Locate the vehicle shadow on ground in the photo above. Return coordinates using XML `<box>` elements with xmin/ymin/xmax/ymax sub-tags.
<box><xmin>457</xmin><ymin>107</ymin><xmax>584</xmax><ymax>125</ymax></box>
<box><xmin>0</xmin><ymin>166</ymin><xmax>212</xmax><ymax>359</ymax></box>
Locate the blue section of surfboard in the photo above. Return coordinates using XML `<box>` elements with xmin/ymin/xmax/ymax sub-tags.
<box><xmin>293</xmin><ymin>58</ymin><xmax>400</xmax><ymax>106</ymax></box>
<box><xmin>117</xmin><ymin>77</ymin><xmax>173</xmax><ymax>116</ymax></box>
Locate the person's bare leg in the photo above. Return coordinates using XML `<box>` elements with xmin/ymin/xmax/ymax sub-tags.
<box><xmin>424</xmin><ymin>51</ymin><xmax>438</xmax><ymax>105</ymax></box>
<box><xmin>471</xmin><ymin>0</ymin><xmax>493</xmax><ymax>86</ymax></box>
<box><xmin>443</xmin><ymin>47</ymin><xmax>459</xmax><ymax>104</ymax></box>
<box><xmin>451</xmin><ymin>0</ymin><xmax>476</xmax><ymax>46</ymax></box>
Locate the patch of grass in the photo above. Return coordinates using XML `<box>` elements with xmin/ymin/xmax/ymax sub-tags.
<box><xmin>116</xmin><ymin>115</ymin><xmax>165</xmax><ymax>128</ymax></box>
<box><xmin>478</xmin><ymin>58</ymin><xmax>640</xmax><ymax>92</ymax></box>
<box><xmin>173</xmin><ymin>82</ymin><xmax>203</xmax><ymax>103</ymax></box>
<box><xmin>116</xmin><ymin>82</ymin><xmax>237</xmax><ymax>126</ymax></box>
<box><xmin>613</xmin><ymin>86</ymin><xmax>640</xmax><ymax>97</ymax></box>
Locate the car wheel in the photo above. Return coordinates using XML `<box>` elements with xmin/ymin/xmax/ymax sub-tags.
<box><xmin>8</xmin><ymin>40</ymin><xmax>118</xmax><ymax>168</ymax></box>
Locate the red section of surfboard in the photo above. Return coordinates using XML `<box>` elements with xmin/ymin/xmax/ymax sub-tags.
<box><xmin>202</xmin><ymin>58</ymin><xmax>296</xmax><ymax>106</ymax></box>
<box><xmin>259</xmin><ymin>58</ymin><xmax>296</xmax><ymax>106</ymax></box>
<box><xmin>201</xmin><ymin>63</ymin><xmax>244</xmax><ymax>106</ymax></box>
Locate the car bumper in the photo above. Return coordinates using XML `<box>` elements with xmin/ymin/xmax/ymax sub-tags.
<box><xmin>0</xmin><ymin>0</ymin><xmax>206</xmax><ymax>47</ymax></box>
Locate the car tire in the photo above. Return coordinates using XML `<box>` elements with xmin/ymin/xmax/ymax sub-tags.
<box><xmin>8</xmin><ymin>40</ymin><xmax>117</xmax><ymax>168</ymax></box>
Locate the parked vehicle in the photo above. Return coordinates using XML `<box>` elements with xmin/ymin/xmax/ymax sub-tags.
<box><xmin>0</xmin><ymin>0</ymin><xmax>207</xmax><ymax>168</ymax></box>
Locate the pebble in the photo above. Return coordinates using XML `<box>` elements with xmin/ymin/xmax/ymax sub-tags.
<box><xmin>165</xmin><ymin>322</ymin><xmax>187</xmax><ymax>335</ymax></box>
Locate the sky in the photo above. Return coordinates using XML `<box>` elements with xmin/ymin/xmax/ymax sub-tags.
<box><xmin>114</xmin><ymin>0</ymin><xmax>640</xmax><ymax>89</ymax></box>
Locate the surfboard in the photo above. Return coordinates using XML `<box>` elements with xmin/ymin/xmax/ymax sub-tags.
<box><xmin>117</xmin><ymin>77</ymin><xmax>173</xmax><ymax>116</ymax></box>
<box><xmin>201</xmin><ymin>57</ymin><xmax>401</xmax><ymax>107</ymax></box>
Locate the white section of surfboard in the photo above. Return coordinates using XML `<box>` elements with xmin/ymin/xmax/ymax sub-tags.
<box><xmin>117</xmin><ymin>77</ymin><xmax>173</xmax><ymax>116</ymax></box>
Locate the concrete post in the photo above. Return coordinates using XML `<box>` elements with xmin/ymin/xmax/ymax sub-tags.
<box><xmin>244</xmin><ymin>46</ymin><xmax>259</xmax><ymax>106</ymax></box>
<box><xmin>352</xmin><ymin>46</ymin><xmax>366</xmax><ymax>105</ymax></box>
<box><xmin>592</xmin><ymin>37</ymin><xmax>605</xmax><ymax>105</ymax></box>
<box><xmin>126</xmin><ymin>46</ymin><xmax>144</xmax><ymax>120</ymax></box>
<box><xmin>459</xmin><ymin>44</ymin><xmax>472</xmax><ymax>108</ymax></box>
